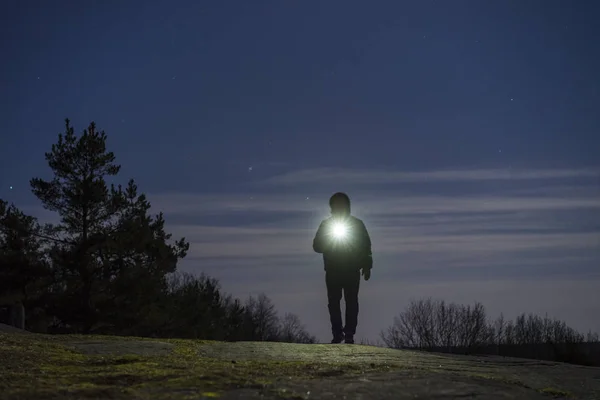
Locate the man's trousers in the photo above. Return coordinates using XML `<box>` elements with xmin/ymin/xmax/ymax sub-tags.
<box><xmin>325</xmin><ymin>268</ymin><xmax>361</xmax><ymax>338</ymax></box>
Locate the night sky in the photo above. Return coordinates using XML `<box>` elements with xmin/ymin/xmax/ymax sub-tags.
<box><xmin>1</xmin><ymin>1</ymin><xmax>599</xmax><ymax>342</ymax></box>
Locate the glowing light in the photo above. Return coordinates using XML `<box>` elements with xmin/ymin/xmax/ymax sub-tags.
<box><xmin>331</xmin><ymin>221</ymin><xmax>348</xmax><ymax>239</ymax></box>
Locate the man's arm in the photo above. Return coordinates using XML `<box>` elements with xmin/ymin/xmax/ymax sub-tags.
<box><xmin>313</xmin><ymin>221</ymin><xmax>328</xmax><ymax>253</ymax></box>
<box><xmin>359</xmin><ymin>220</ymin><xmax>373</xmax><ymax>269</ymax></box>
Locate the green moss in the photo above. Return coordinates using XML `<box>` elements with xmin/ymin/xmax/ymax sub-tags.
<box><xmin>1</xmin><ymin>333</ymin><xmax>585</xmax><ymax>399</ymax></box>
<box><xmin>539</xmin><ymin>387</ymin><xmax>573</xmax><ymax>398</ymax></box>
<box><xmin>271</xmin><ymin>388</ymin><xmax>307</xmax><ymax>399</ymax></box>
<box><xmin>0</xmin><ymin>333</ymin><xmax>399</xmax><ymax>399</ymax></box>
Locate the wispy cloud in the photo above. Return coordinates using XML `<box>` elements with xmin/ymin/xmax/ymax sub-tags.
<box><xmin>260</xmin><ymin>167</ymin><xmax>600</xmax><ymax>186</ymax></box>
<box><xmin>148</xmin><ymin>166</ymin><xmax>599</xmax><ymax>265</ymax></box>
<box><xmin>147</xmin><ymin>167</ymin><xmax>599</xmax><ymax>218</ymax></box>
<box><xmin>150</xmin><ymin>193</ymin><xmax>600</xmax><ymax>218</ymax></box>
<box><xmin>171</xmin><ymin>223</ymin><xmax>598</xmax><ymax>260</ymax></box>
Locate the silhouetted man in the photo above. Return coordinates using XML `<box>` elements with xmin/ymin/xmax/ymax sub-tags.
<box><xmin>313</xmin><ymin>192</ymin><xmax>372</xmax><ymax>344</ymax></box>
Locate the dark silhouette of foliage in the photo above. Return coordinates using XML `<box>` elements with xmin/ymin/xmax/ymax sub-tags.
<box><xmin>381</xmin><ymin>298</ymin><xmax>600</xmax><ymax>366</ymax></box>
<box><xmin>245</xmin><ymin>293</ymin><xmax>280</xmax><ymax>341</ymax></box>
<box><xmin>2</xmin><ymin>119</ymin><xmax>316</xmax><ymax>344</ymax></box>
<box><xmin>279</xmin><ymin>312</ymin><xmax>317</xmax><ymax>344</ymax></box>
<box><xmin>29</xmin><ymin>119</ymin><xmax>188</xmax><ymax>333</ymax></box>
<box><xmin>0</xmin><ymin>201</ymin><xmax>51</xmax><ymax>306</ymax></box>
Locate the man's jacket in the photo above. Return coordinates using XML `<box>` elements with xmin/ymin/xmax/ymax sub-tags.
<box><xmin>313</xmin><ymin>215</ymin><xmax>372</xmax><ymax>272</ymax></box>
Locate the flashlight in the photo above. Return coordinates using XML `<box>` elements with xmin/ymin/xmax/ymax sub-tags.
<box><xmin>331</xmin><ymin>221</ymin><xmax>348</xmax><ymax>239</ymax></box>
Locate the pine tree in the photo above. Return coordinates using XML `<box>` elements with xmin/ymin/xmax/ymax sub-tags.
<box><xmin>30</xmin><ymin>119</ymin><xmax>188</xmax><ymax>333</ymax></box>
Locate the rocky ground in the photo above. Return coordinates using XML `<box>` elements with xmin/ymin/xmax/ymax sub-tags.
<box><xmin>0</xmin><ymin>322</ymin><xmax>31</xmax><ymax>334</ymax></box>
<box><xmin>1</xmin><ymin>331</ymin><xmax>599</xmax><ymax>399</ymax></box>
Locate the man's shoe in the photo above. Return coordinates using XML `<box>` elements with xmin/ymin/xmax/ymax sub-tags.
<box><xmin>331</xmin><ymin>334</ymin><xmax>344</xmax><ymax>344</ymax></box>
<box><xmin>344</xmin><ymin>335</ymin><xmax>355</xmax><ymax>344</ymax></box>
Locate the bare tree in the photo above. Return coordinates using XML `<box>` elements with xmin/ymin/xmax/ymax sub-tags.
<box><xmin>382</xmin><ymin>297</ymin><xmax>597</xmax><ymax>366</ymax></box>
<box><xmin>462</xmin><ymin>302</ymin><xmax>489</xmax><ymax>349</ymax></box>
<box><xmin>586</xmin><ymin>330</ymin><xmax>599</xmax><ymax>343</ymax></box>
<box><xmin>380</xmin><ymin>323</ymin><xmax>406</xmax><ymax>349</ymax></box>
<box><xmin>381</xmin><ymin>298</ymin><xmax>490</xmax><ymax>351</ymax></box>
<box><xmin>492</xmin><ymin>313</ymin><xmax>506</xmax><ymax>346</ymax></box>
<box><xmin>245</xmin><ymin>293</ymin><xmax>280</xmax><ymax>341</ymax></box>
<box><xmin>435</xmin><ymin>300</ymin><xmax>457</xmax><ymax>350</ymax></box>
<box><xmin>504</xmin><ymin>319</ymin><xmax>515</xmax><ymax>345</ymax></box>
<box><xmin>380</xmin><ymin>302</ymin><xmax>422</xmax><ymax>348</ymax></box>
<box><xmin>507</xmin><ymin>312</ymin><xmax>585</xmax><ymax>345</ymax></box>
<box><xmin>279</xmin><ymin>312</ymin><xmax>315</xmax><ymax>343</ymax></box>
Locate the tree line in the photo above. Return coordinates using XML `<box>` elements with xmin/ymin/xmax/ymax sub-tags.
<box><xmin>380</xmin><ymin>298</ymin><xmax>600</xmax><ymax>366</ymax></box>
<box><xmin>0</xmin><ymin>119</ymin><xmax>315</xmax><ymax>343</ymax></box>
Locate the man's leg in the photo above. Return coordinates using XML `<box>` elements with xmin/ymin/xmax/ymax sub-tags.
<box><xmin>342</xmin><ymin>270</ymin><xmax>361</xmax><ymax>343</ymax></box>
<box><xmin>325</xmin><ymin>271</ymin><xmax>344</xmax><ymax>343</ymax></box>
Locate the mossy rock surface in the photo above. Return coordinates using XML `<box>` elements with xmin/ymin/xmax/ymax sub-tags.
<box><xmin>67</xmin><ymin>340</ymin><xmax>175</xmax><ymax>356</ymax></box>
<box><xmin>1</xmin><ymin>332</ymin><xmax>599</xmax><ymax>399</ymax></box>
<box><xmin>0</xmin><ymin>322</ymin><xmax>31</xmax><ymax>334</ymax></box>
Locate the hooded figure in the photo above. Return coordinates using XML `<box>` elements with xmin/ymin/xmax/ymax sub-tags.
<box><xmin>313</xmin><ymin>192</ymin><xmax>372</xmax><ymax>344</ymax></box>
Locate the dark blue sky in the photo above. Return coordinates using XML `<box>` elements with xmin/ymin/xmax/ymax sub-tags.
<box><xmin>1</xmin><ymin>1</ymin><xmax>599</xmax><ymax>342</ymax></box>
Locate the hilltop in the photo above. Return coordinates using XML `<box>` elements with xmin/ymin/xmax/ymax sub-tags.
<box><xmin>1</xmin><ymin>332</ymin><xmax>599</xmax><ymax>399</ymax></box>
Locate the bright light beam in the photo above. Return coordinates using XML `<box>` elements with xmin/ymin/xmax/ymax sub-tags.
<box><xmin>331</xmin><ymin>221</ymin><xmax>348</xmax><ymax>240</ymax></box>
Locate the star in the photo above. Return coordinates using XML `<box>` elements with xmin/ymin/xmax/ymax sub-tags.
<box><xmin>9</xmin><ymin>186</ymin><xmax>13</xmax><ymax>190</ymax></box>
<box><xmin>248</xmin><ymin>166</ymin><xmax>253</xmax><ymax>172</ymax></box>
